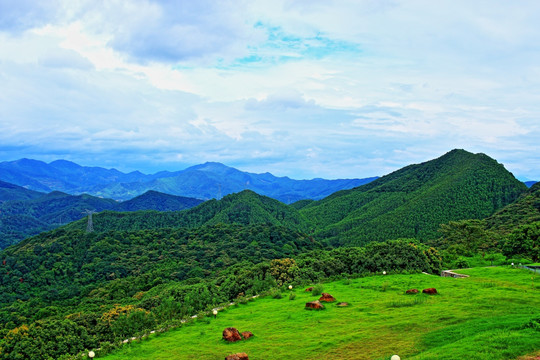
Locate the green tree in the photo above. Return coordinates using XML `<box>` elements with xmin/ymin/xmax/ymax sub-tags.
<box><xmin>503</xmin><ymin>222</ymin><xmax>540</xmax><ymax>261</ymax></box>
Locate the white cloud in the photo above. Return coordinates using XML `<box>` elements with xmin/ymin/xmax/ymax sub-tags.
<box><xmin>0</xmin><ymin>0</ymin><xmax>539</xmax><ymax>180</ymax></box>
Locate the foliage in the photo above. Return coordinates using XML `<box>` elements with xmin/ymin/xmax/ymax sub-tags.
<box><xmin>0</xmin><ymin>319</ymin><xmax>90</xmax><ymax>360</ymax></box>
<box><xmin>435</xmin><ymin>183</ymin><xmax>540</xmax><ymax>264</ymax></box>
<box><xmin>503</xmin><ymin>222</ymin><xmax>540</xmax><ymax>262</ymax></box>
<box><xmin>311</xmin><ymin>284</ymin><xmax>324</xmax><ymax>296</ymax></box>
<box><xmin>269</xmin><ymin>258</ymin><xmax>299</xmax><ymax>286</ymax></box>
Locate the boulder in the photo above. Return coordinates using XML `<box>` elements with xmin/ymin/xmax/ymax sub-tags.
<box><xmin>406</xmin><ymin>289</ymin><xmax>419</xmax><ymax>294</ymax></box>
<box><xmin>222</xmin><ymin>327</ymin><xmax>242</xmax><ymax>342</ymax></box>
<box><xmin>319</xmin><ymin>293</ymin><xmax>336</xmax><ymax>302</ymax></box>
<box><xmin>241</xmin><ymin>331</ymin><xmax>253</xmax><ymax>340</ymax></box>
<box><xmin>422</xmin><ymin>288</ymin><xmax>438</xmax><ymax>295</ymax></box>
<box><xmin>305</xmin><ymin>300</ymin><xmax>325</xmax><ymax>310</ymax></box>
<box><xmin>225</xmin><ymin>353</ymin><xmax>249</xmax><ymax>360</ymax></box>
<box><xmin>305</xmin><ymin>287</ymin><xmax>314</xmax><ymax>292</ymax></box>
<box><xmin>336</xmin><ymin>302</ymin><xmax>349</xmax><ymax>307</ymax></box>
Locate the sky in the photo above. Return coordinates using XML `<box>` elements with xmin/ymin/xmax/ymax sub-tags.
<box><xmin>0</xmin><ymin>0</ymin><xmax>539</xmax><ymax>181</ymax></box>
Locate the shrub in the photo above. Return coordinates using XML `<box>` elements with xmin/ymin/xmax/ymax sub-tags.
<box><xmin>289</xmin><ymin>292</ymin><xmax>296</xmax><ymax>301</ymax></box>
<box><xmin>311</xmin><ymin>284</ymin><xmax>324</xmax><ymax>296</ymax></box>
<box><xmin>453</xmin><ymin>257</ymin><xmax>469</xmax><ymax>269</ymax></box>
<box><xmin>270</xmin><ymin>289</ymin><xmax>282</xmax><ymax>299</ymax></box>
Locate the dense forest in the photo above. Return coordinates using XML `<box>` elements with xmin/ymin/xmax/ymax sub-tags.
<box><xmin>0</xmin><ymin>190</ymin><xmax>202</xmax><ymax>249</ymax></box>
<box><xmin>435</xmin><ymin>182</ymin><xmax>540</xmax><ymax>262</ymax></box>
<box><xmin>63</xmin><ymin>190</ymin><xmax>311</xmax><ymax>234</ymax></box>
<box><xmin>300</xmin><ymin>149</ymin><xmax>526</xmax><ymax>245</ymax></box>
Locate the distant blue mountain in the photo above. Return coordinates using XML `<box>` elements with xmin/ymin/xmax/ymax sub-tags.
<box><xmin>524</xmin><ymin>181</ymin><xmax>538</xmax><ymax>188</ymax></box>
<box><xmin>0</xmin><ymin>159</ymin><xmax>377</xmax><ymax>202</ymax></box>
<box><xmin>0</xmin><ymin>158</ymin><xmax>178</xmax><ymax>193</ymax></box>
<box><xmin>89</xmin><ymin>162</ymin><xmax>378</xmax><ymax>202</ymax></box>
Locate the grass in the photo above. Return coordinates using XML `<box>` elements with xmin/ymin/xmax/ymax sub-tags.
<box><xmin>100</xmin><ymin>267</ymin><xmax>539</xmax><ymax>360</ymax></box>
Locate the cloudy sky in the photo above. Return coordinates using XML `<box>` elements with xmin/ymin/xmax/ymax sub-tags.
<box><xmin>0</xmin><ymin>0</ymin><xmax>539</xmax><ymax>180</ymax></box>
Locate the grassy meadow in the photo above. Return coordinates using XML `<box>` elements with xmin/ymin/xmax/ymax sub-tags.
<box><xmin>100</xmin><ymin>267</ymin><xmax>539</xmax><ymax>360</ymax></box>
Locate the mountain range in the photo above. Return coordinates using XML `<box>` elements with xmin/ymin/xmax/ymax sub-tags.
<box><xmin>0</xmin><ymin>159</ymin><xmax>377</xmax><ymax>202</ymax></box>
<box><xmin>62</xmin><ymin>149</ymin><xmax>527</xmax><ymax>248</ymax></box>
<box><xmin>0</xmin><ymin>149</ymin><xmax>530</xmax><ymax>250</ymax></box>
<box><xmin>0</xmin><ymin>188</ymin><xmax>203</xmax><ymax>249</ymax></box>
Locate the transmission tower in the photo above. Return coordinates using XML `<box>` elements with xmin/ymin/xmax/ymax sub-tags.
<box><xmin>83</xmin><ymin>210</ymin><xmax>96</xmax><ymax>233</ymax></box>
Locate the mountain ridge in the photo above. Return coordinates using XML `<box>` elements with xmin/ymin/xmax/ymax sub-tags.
<box><xmin>0</xmin><ymin>159</ymin><xmax>377</xmax><ymax>202</ymax></box>
<box><xmin>299</xmin><ymin>149</ymin><xmax>527</xmax><ymax>245</ymax></box>
<box><xmin>0</xmin><ymin>188</ymin><xmax>203</xmax><ymax>249</ymax></box>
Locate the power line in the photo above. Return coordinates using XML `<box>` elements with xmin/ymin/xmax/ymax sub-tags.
<box><xmin>83</xmin><ymin>209</ymin><xmax>96</xmax><ymax>233</ymax></box>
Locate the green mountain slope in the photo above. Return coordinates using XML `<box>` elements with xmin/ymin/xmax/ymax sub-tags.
<box><xmin>0</xmin><ymin>192</ymin><xmax>119</xmax><ymax>248</ymax></box>
<box><xmin>436</xmin><ymin>181</ymin><xmax>540</xmax><ymax>261</ymax></box>
<box><xmin>65</xmin><ymin>190</ymin><xmax>310</xmax><ymax>233</ymax></box>
<box><xmin>0</xmin><ymin>190</ymin><xmax>204</xmax><ymax>249</ymax></box>
<box><xmin>300</xmin><ymin>149</ymin><xmax>527</xmax><ymax>246</ymax></box>
<box><xmin>114</xmin><ymin>190</ymin><xmax>203</xmax><ymax>212</ymax></box>
<box><xmin>0</xmin><ymin>180</ymin><xmax>44</xmax><ymax>203</ymax></box>
<box><xmin>0</xmin><ymin>231</ymin><xmax>436</xmax><ymax>359</ymax></box>
<box><xmin>484</xmin><ymin>181</ymin><xmax>540</xmax><ymax>232</ymax></box>
<box><xmin>98</xmin><ymin>268</ymin><xmax>539</xmax><ymax>360</ymax></box>
<box><xmin>0</xmin><ymin>224</ymin><xmax>319</xmax><ymax>337</ymax></box>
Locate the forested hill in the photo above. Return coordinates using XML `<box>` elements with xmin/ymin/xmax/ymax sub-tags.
<box><xmin>435</xmin><ymin>181</ymin><xmax>540</xmax><ymax>262</ymax></box>
<box><xmin>0</xmin><ymin>190</ymin><xmax>203</xmax><ymax>249</ymax></box>
<box><xmin>483</xmin><ymin>181</ymin><xmax>540</xmax><ymax>232</ymax></box>
<box><xmin>0</xmin><ymin>192</ymin><xmax>118</xmax><ymax>249</ymax></box>
<box><xmin>0</xmin><ymin>223</ymin><xmax>319</xmax><ymax>322</ymax></box>
<box><xmin>0</xmin><ymin>180</ymin><xmax>44</xmax><ymax>203</ymax></box>
<box><xmin>64</xmin><ymin>190</ymin><xmax>311</xmax><ymax>233</ymax></box>
<box><xmin>62</xmin><ymin>150</ymin><xmax>527</xmax><ymax>245</ymax></box>
<box><xmin>299</xmin><ymin>149</ymin><xmax>527</xmax><ymax>246</ymax></box>
<box><xmin>114</xmin><ymin>190</ymin><xmax>204</xmax><ymax>212</ymax></box>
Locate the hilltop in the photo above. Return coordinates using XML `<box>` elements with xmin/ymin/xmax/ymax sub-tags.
<box><xmin>114</xmin><ymin>190</ymin><xmax>204</xmax><ymax>212</ymax></box>
<box><xmin>63</xmin><ymin>190</ymin><xmax>310</xmax><ymax>233</ymax></box>
<box><xmin>0</xmin><ymin>180</ymin><xmax>44</xmax><ymax>203</ymax></box>
<box><xmin>299</xmin><ymin>149</ymin><xmax>526</xmax><ymax>245</ymax></box>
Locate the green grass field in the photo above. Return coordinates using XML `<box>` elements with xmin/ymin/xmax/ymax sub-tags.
<box><xmin>100</xmin><ymin>267</ymin><xmax>539</xmax><ymax>360</ymax></box>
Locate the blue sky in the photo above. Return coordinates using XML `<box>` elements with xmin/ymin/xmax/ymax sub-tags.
<box><xmin>0</xmin><ymin>0</ymin><xmax>539</xmax><ymax>180</ymax></box>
